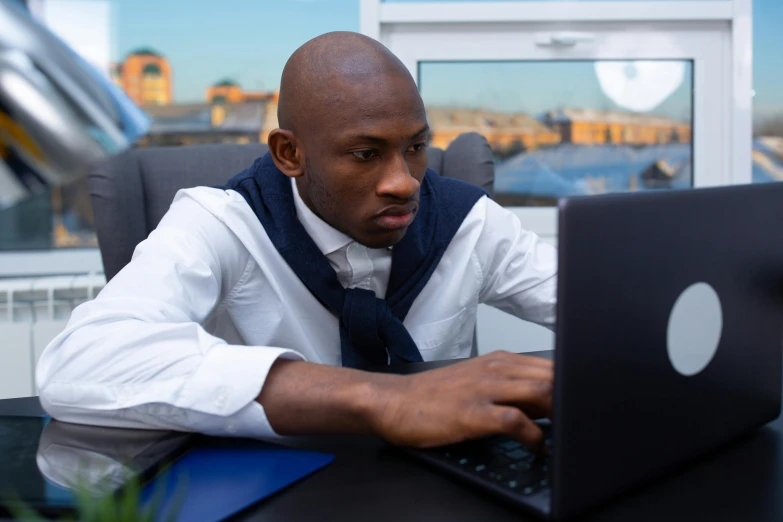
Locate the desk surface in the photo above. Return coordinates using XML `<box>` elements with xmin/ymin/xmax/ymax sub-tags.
<box><xmin>3</xmin><ymin>361</ymin><xmax>783</xmax><ymax>522</ymax></box>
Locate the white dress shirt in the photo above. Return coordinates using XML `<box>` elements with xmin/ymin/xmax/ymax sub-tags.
<box><xmin>36</xmin><ymin>179</ymin><xmax>557</xmax><ymax>439</ymax></box>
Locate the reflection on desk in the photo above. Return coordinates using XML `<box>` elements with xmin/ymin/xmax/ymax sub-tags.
<box><xmin>37</xmin><ymin>420</ymin><xmax>191</xmax><ymax>496</ymax></box>
<box><xmin>0</xmin><ymin>414</ymin><xmax>193</xmax><ymax>519</ymax></box>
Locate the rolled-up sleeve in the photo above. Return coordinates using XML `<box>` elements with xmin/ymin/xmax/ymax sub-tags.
<box><xmin>475</xmin><ymin>198</ymin><xmax>558</xmax><ymax>329</ymax></box>
<box><xmin>36</xmin><ymin>190</ymin><xmax>303</xmax><ymax>439</ymax></box>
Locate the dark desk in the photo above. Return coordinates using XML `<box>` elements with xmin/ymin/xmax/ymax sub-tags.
<box><xmin>2</xmin><ymin>382</ymin><xmax>782</xmax><ymax>521</ymax></box>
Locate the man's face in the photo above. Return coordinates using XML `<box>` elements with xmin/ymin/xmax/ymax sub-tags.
<box><xmin>297</xmin><ymin>72</ymin><xmax>429</xmax><ymax>249</ymax></box>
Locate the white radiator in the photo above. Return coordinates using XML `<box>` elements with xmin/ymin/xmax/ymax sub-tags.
<box><xmin>0</xmin><ymin>273</ymin><xmax>105</xmax><ymax>399</ymax></box>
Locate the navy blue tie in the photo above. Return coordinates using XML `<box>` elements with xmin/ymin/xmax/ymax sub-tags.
<box><xmin>222</xmin><ymin>153</ymin><xmax>486</xmax><ymax>369</ymax></box>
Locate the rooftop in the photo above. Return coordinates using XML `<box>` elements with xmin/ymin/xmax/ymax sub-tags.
<box><xmin>544</xmin><ymin>108</ymin><xmax>690</xmax><ymax>126</ymax></box>
<box><xmin>128</xmin><ymin>47</ymin><xmax>162</xmax><ymax>58</ymax></box>
<box><xmin>214</xmin><ymin>79</ymin><xmax>239</xmax><ymax>87</ymax></box>
<box><xmin>143</xmin><ymin>101</ymin><xmax>267</xmax><ymax>134</ymax></box>
<box><xmin>426</xmin><ymin>107</ymin><xmax>556</xmax><ymax>134</ymax></box>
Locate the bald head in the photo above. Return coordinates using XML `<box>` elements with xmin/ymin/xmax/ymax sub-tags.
<box><xmin>267</xmin><ymin>32</ymin><xmax>429</xmax><ymax>249</ymax></box>
<box><xmin>278</xmin><ymin>32</ymin><xmax>418</xmax><ymax>134</ymax></box>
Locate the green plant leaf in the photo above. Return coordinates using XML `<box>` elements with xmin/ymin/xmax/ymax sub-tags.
<box><xmin>119</xmin><ymin>473</ymin><xmax>141</xmax><ymax>521</ymax></box>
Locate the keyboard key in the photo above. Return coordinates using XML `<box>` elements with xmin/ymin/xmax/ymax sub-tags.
<box><xmin>506</xmin><ymin>449</ymin><xmax>532</xmax><ymax>460</ymax></box>
<box><xmin>499</xmin><ymin>440</ymin><xmax>521</xmax><ymax>451</ymax></box>
<box><xmin>508</xmin><ymin>480</ymin><xmax>518</xmax><ymax>489</ymax></box>
<box><xmin>474</xmin><ymin>464</ymin><xmax>486</xmax><ymax>472</ymax></box>
<box><xmin>523</xmin><ymin>486</ymin><xmax>537</xmax><ymax>495</ymax></box>
<box><xmin>458</xmin><ymin>458</ymin><xmax>469</xmax><ymax>465</ymax></box>
<box><xmin>510</xmin><ymin>461</ymin><xmax>532</xmax><ymax>472</ymax></box>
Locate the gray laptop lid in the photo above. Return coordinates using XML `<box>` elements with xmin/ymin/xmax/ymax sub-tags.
<box><xmin>551</xmin><ymin>182</ymin><xmax>783</xmax><ymax>519</ymax></box>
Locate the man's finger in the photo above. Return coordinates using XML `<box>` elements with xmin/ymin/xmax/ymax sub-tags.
<box><xmin>489</xmin><ymin>351</ymin><xmax>554</xmax><ymax>369</ymax></box>
<box><xmin>489</xmin><ymin>406</ymin><xmax>547</xmax><ymax>454</ymax></box>
<box><xmin>491</xmin><ymin>379</ymin><xmax>554</xmax><ymax>419</ymax></box>
<box><xmin>513</xmin><ymin>355</ymin><xmax>553</xmax><ymax>371</ymax></box>
<box><xmin>483</xmin><ymin>359</ymin><xmax>554</xmax><ymax>383</ymax></box>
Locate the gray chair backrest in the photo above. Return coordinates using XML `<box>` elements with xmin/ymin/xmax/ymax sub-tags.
<box><xmin>89</xmin><ymin>132</ymin><xmax>494</xmax><ymax>281</ymax></box>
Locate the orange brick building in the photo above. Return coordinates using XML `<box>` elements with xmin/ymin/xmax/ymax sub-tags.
<box><xmin>206</xmin><ymin>79</ymin><xmax>275</xmax><ymax>104</ymax></box>
<box><xmin>427</xmin><ymin>107</ymin><xmax>561</xmax><ymax>152</ymax></box>
<box><xmin>113</xmin><ymin>48</ymin><xmax>172</xmax><ymax>106</ymax></box>
<box><xmin>542</xmin><ymin>108</ymin><xmax>691</xmax><ymax>146</ymax></box>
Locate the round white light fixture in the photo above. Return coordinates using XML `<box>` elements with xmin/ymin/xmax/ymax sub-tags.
<box><xmin>594</xmin><ymin>61</ymin><xmax>686</xmax><ymax>113</ymax></box>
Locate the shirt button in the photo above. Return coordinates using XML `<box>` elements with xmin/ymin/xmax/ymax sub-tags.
<box><xmin>214</xmin><ymin>387</ymin><xmax>229</xmax><ymax>410</ymax></box>
<box><xmin>225</xmin><ymin>422</ymin><xmax>237</xmax><ymax>434</ymax></box>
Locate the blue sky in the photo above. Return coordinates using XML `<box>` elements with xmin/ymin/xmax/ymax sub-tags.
<box><xmin>419</xmin><ymin>61</ymin><xmax>693</xmax><ymax>120</ymax></box>
<box><xmin>113</xmin><ymin>0</ymin><xmax>782</xmax><ymax>122</ymax></box>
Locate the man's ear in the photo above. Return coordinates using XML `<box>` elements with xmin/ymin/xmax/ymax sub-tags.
<box><xmin>267</xmin><ymin>129</ymin><xmax>304</xmax><ymax>178</ymax></box>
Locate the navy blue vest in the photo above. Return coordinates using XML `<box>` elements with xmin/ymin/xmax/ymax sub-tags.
<box><xmin>223</xmin><ymin>153</ymin><xmax>486</xmax><ymax>368</ymax></box>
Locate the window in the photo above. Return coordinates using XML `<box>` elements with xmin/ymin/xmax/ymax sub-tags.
<box><xmin>142</xmin><ymin>63</ymin><xmax>161</xmax><ymax>76</ymax></box>
<box><xmin>420</xmin><ymin>60</ymin><xmax>693</xmax><ymax>206</ymax></box>
<box><xmin>382</xmin><ymin>17</ymin><xmax>729</xmax><ymax>237</ymax></box>
<box><xmin>368</xmin><ymin>0</ymin><xmax>782</xmax><ymax>196</ymax></box>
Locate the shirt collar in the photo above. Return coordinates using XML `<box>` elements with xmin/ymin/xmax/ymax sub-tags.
<box><xmin>291</xmin><ymin>177</ymin><xmax>353</xmax><ymax>256</ymax></box>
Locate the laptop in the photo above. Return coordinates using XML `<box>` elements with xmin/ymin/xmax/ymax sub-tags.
<box><xmin>395</xmin><ymin>182</ymin><xmax>783</xmax><ymax>520</ymax></box>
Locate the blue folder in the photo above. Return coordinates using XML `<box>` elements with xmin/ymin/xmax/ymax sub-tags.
<box><xmin>142</xmin><ymin>441</ymin><xmax>334</xmax><ymax>522</ymax></box>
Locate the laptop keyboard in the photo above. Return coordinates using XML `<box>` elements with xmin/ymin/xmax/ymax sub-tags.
<box><xmin>409</xmin><ymin>424</ymin><xmax>553</xmax><ymax>497</ymax></box>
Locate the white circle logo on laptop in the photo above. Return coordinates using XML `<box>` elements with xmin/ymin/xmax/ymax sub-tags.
<box><xmin>666</xmin><ymin>282</ymin><xmax>723</xmax><ymax>376</ymax></box>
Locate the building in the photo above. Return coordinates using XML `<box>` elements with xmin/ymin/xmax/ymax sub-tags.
<box><xmin>426</xmin><ymin>107</ymin><xmax>561</xmax><ymax>153</ymax></box>
<box><xmin>206</xmin><ymin>79</ymin><xmax>276</xmax><ymax>104</ymax></box>
<box><xmin>139</xmin><ymin>101</ymin><xmax>269</xmax><ymax>147</ymax></box>
<box><xmin>542</xmin><ymin>108</ymin><xmax>692</xmax><ymax>146</ymax></box>
<box><xmin>139</xmin><ymin>87</ymin><xmax>281</xmax><ymax>147</ymax></box>
<box><xmin>113</xmin><ymin>48</ymin><xmax>173</xmax><ymax>106</ymax></box>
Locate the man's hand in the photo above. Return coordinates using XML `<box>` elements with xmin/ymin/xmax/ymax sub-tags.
<box><xmin>258</xmin><ymin>351</ymin><xmax>553</xmax><ymax>452</ymax></box>
<box><xmin>368</xmin><ymin>351</ymin><xmax>552</xmax><ymax>451</ymax></box>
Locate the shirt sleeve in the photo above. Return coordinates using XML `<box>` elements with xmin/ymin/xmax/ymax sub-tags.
<box><xmin>35</xmin><ymin>190</ymin><xmax>304</xmax><ymax>439</ymax></box>
<box><xmin>475</xmin><ymin>197</ymin><xmax>558</xmax><ymax>329</ymax></box>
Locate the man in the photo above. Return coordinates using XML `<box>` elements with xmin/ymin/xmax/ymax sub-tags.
<box><xmin>37</xmin><ymin>32</ymin><xmax>557</xmax><ymax>453</ymax></box>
